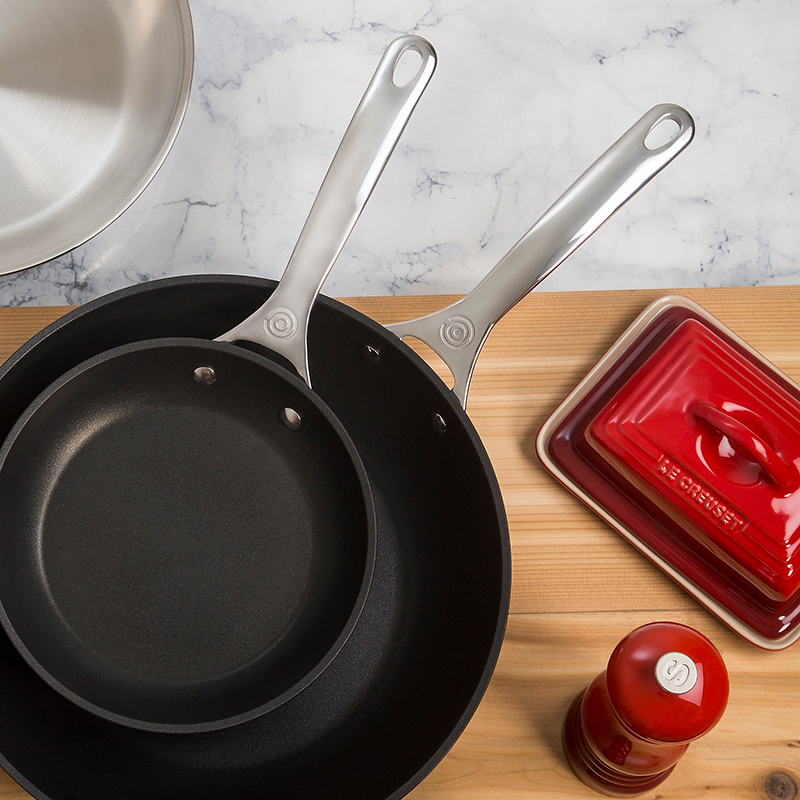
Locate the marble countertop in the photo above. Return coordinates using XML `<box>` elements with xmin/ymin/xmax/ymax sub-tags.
<box><xmin>2</xmin><ymin>0</ymin><xmax>798</xmax><ymax>308</ymax></box>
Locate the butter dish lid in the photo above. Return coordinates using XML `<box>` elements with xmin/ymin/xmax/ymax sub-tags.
<box><xmin>536</xmin><ymin>295</ymin><xmax>800</xmax><ymax>649</ymax></box>
<box><xmin>587</xmin><ymin>318</ymin><xmax>800</xmax><ymax>602</ymax></box>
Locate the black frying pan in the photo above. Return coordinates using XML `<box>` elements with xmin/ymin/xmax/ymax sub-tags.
<box><xmin>0</xmin><ymin>278</ymin><xmax>511</xmax><ymax>800</ymax></box>
<box><xmin>0</xmin><ymin>35</ymin><xmax>436</xmax><ymax>734</ymax></box>
<box><xmin>0</xmin><ymin>105</ymin><xmax>692</xmax><ymax>799</ymax></box>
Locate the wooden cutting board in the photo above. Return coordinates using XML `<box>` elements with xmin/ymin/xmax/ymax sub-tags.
<box><xmin>0</xmin><ymin>286</ymin><xmax>798</xmax><ymax>800</ymax></box>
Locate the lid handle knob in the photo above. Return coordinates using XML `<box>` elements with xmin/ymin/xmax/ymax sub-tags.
<box><xmin>691</xmin><ymin>400</ymin><xmax>799</xmax><ymax>494</ymax></box>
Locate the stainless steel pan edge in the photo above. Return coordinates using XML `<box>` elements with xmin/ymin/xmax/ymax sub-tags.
<box><xmin>1</xmin><ymin>0</ymin><xmax>195</xmax><ymax>275</ymax></box>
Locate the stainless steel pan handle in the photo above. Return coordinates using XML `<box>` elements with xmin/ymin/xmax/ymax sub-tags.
<box><xmin>387</xmin><ymin>104</ymin><xmax>694</xmax><ymax>408</ymax></box>
<box><xmin>217</xmin><ymin>35</ymin><xmax>437</xmax><ymax>386</ymax></box>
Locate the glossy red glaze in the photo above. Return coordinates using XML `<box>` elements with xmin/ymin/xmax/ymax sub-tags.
<box><xmin>563</xmin><ymin>622</ymin><xmax>729</xmax><ymax>796</ymax></box>
<box><xmin>587</xmin><ymin>319</ymin><xmax>800</xmax><ymax>602</ymax></box>
<box><xmin>605</xmin><ymin>622</ymin><xmax>729</xmax><ymax>743</ymax></box>
<box><xmin>539</xmin><ymin>297</ymin><xmax>800</xmax><ymax>646</ymax></box>
<box><xmin>581</xmin><ymin>675</ymin><xmax>688</xmax><ymax>772</ymax></box>
<box><xmin>563</xmin><ymin>692</ymin><xmax>678</xmax><ymax>797</ymax></box>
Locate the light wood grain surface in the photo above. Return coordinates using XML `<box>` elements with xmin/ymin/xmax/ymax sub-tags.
<box><xmin>0</xmin><ymin>286</ymin><xmax>798</xmax><ymax>799</ymax></box>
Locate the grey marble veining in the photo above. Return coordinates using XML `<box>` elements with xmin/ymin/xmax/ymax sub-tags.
<box><xmin>1</xmin><ymin>0</ymin><xmax>798</xmax><ymax>307</ymax></box>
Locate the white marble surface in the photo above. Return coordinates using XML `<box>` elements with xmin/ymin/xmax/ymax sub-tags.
<box><xmin>2</xmin><ymin>0</ymin><xmax>799</xmax><ymax>307</ymax></box>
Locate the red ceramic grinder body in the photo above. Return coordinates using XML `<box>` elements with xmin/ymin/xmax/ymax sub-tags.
<box><xmin>562</xmin><ymin>622</ymin><xmax>729</xmax><ymax>796</ymax></box>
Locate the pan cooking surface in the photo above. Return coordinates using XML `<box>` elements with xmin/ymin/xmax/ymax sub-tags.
<box><xmin>0</xmin><ymin>340</ymin><xmax>374</xmax><ymax>731</ymax></box>
<box><xmin>32</xmin><ymin>408</ymin><xmax>314</xmax><ymax>680</ymax></box>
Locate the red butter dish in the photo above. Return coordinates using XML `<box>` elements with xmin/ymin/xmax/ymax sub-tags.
<box><xmin>537</xmin><ymin>295</ymin><xmax>800</xmax><ymax>649</ymax></box>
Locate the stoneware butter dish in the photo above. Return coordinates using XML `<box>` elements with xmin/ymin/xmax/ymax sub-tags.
<box><xmin>537</xmin><ymin>295</ymin><xmax>800</xmax><ymax>650</ymax></box>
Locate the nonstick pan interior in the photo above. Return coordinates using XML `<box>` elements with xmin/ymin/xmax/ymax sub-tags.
<box><xmin>0</xmin><ymin>338</ymin><xmax>375</xmax><ymax>733</ymax></box>
<box><xmin>0</xmin><ymin>275</ymin><xmax>510</xmax><ymax>800</ymax></box>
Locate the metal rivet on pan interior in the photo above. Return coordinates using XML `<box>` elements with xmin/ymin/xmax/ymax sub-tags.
<box><xmin>192</xmin><ymin>366</ymin><xmax>217</xmax><ymax>386</ymax></box>
<box><xmin>360</xmin><ymin>344</ymin><xmax>381</xmax><ymax>365</ymax></box>
<box><xmin>432</xmin><ymin>413</ymin><xmax>447</xmax><ymax>435</ymax></box>
<box><xmin>281</xmin><ymin>408</ymin><xmax>302</xmax><ymax>431</ymax></box>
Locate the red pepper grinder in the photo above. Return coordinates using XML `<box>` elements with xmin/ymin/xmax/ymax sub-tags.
<box><xmin>562</xmin><ymin>622</ymin><xmax>729</xmax><ymax>796</ymax></box>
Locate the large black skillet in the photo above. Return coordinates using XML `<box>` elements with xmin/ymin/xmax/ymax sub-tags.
<box><xmin>0</xmin><ymin>105</ymin><xmax>692</xmax><ymax>799</ymax></box>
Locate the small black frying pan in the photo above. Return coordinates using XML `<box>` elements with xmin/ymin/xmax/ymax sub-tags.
<box><xmin>0</xmin><ymin>35</ymin><xmax>436</xmax><ymax>734</ymax></box>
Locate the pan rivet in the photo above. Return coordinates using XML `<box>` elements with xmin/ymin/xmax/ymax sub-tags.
<box><xmin>192</xmin><ymin>366</ymin><xmax>217</xmax><ymax>386</ymax></box>
<box><xmin>281</xmin><ymin>407</ymin><xmax>302</xmax><ymax>431</ymax></box>
<box><xmin>431</xmin><ymin>413</ymin><xmax>447</xmax><ymax>435</ymax></box>
<box><xmin>360</xmin><ymin>344</ymin><xmax>381</xmax><ymax>365</ymax></box>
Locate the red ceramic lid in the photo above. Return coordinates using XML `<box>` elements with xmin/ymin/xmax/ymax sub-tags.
<box><xmin>606</xmin><ymin>622</ymin><xmax>729</xmax><ymax>744</ymax></box>
<box><xmin>586</xmin><ymin>318</ymin><xmax>800</xmax><ymax>602</ymax></box>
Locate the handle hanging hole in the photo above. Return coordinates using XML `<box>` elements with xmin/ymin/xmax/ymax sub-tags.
<box><xmin>393</xmin><ymin>47</ymin><xmax>423</xmax><ymax>87</ymax></box>
<box><xmin>644</xmin><ymin>116</ymin><xmax>682</xmax><ymax>151</ymax></box>
<box><xmin>432</xmin><ymin>413</ymin><xmax>447</xmax><ymax>435</ymax></box>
